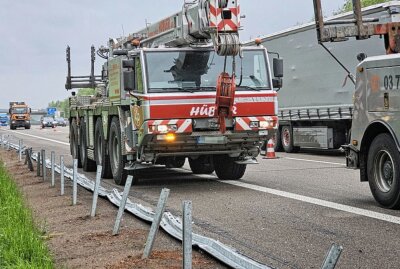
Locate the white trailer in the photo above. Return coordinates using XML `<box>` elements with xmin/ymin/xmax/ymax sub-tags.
<box><xmin>245</xmin><ymin>2</ymin><xmax>399</xmax><ymax>152</ymax></box>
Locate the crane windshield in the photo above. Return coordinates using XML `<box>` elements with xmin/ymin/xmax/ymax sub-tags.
<box><xmin>145</xmin><ymin>49</ymin><xmax>271</xmax><ymax>93</ymax></box>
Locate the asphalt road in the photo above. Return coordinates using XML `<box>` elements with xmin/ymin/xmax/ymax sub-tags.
<box><xmin>1</xmin><ymin>125</ymin><xmax>400</xmax><ymax>269</ymax></box>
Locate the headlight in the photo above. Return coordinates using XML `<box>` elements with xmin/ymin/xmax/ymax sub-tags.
<box><xmin>25</xmin><ymin>120</ymin><xmax>30</xmax><ymax>123</ymax></box>
<box><xmin>249</xmin><ymin>121</ymin><xmax>259</xmax><ymax>128</ymax></box>
<box><xmin>155</xmin><ymin>124</ymin><xmax>178</xmax><ymax>133</ymax></box>
<box><xmin>157</xmin><ymin>125</ymin><xmax>169</xmax><ymax>133</ymax></box>
<box><xmin>259</xmin><ymin>121</ymin><xmax>272</xmax><ymax>129</ymax></box>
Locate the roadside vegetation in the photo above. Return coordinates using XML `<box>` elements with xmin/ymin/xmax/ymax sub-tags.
<box><xmin>0</xmin><ymin>161</ymin><xmax>53</xmax><ymax>269</ymax></box>
<box><xmin>341</xmin><ymin>0</ymin><xmax>389</xmax><ymax>12</ymax></box>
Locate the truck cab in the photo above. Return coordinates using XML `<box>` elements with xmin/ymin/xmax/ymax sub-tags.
<box><xmin>9</xmin><ymin>102</ymin><xmax>31</xmax><ymax>130</ymax></box>
<box><xmin>68</xmin><ymin>45</ymin><xmax>281</xmax><ymax>185</ymax></box>
<box><xmin>128</xmin><ymin>46</ymin><xmax>277</xmax><ymax>163</ymax></box>
<box><xmin>345</xmin><ymin>54</ymin><xmax>400</xmax><ymax>208</ymax></box>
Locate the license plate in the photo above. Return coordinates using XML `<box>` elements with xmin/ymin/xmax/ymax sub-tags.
<box><xmin>197</xmin><ymin>136</ymin><xmax>227</xmax><ymax>144</ymax></box>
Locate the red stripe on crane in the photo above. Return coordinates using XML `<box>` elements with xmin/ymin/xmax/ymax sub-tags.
<box><xmin>218</xmin><ymin>20</ymin><xmax>239</xmax><ymax>31</ymax></box>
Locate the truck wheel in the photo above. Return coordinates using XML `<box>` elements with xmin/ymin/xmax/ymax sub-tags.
<box><xmin>94</xmin><ymin>118</ymin><xmax>112</xmax><ymax>178</ymax></box>
<box><xmin>70</xmin><ymin>118</ymin><xmax>82</xmax><ymax>168</ymax></box>
<box><xmin>274</xmin><ymin>127</ymin><xmax>283</xmax><ymax>152</ymax></box>
<box><xmin>80</xmin><ymin>119</ymin><xmax>96</xmax><ymax>172</ymax></box>
<box><xmin>166</xmin><ymin>157</ymin><xmax>186</xmax><ymax>168</ymax></box>
<box><xmin>367</xmin><ymin>133</ymin><xmax>400</xmax><ymax>209</ymax></box>
<box><xmin>213</xmin><ymin>155</ymin><xmax>246</xmax><ymax>180</ymax></box>
<box><xmin>25</xmin><ymin>124</ymin><xmax>31</xmax><ymax>130</ymax></box>
<box><xmin>189</xmin><ymin>156</ymin><xmax>214</xmax><ymax>174</ymax></box>
<box><xmin>281</xmin><ymin>126</ymin><xmax>300</xmax><ymax>153</ymax></box>
<box><xmin>109</xmin><ymin>117</ymin><xmax>128</xmax><ymax>185</ymax></box>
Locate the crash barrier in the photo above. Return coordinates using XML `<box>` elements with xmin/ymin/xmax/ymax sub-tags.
<box><xmin>0</xmin><ymin>135</ymin><xmax>343</xmax><ymax>269</ymax></box>
<box><xmin>112</xmin><ymin>175</ymin><xmax>134</xmax><ymax>235</ymax></box>
<box><xmin>90</xmin><ymin>165</ymin><xmax>102</xmax><ymax>217</ymax></box>
<box><xmin>143</xmin><ymin>188</ymin><xmax>170</xmax><ymax>258</ymax></box>
<box><xmin>321</xmin><ymin>244</ymin><xmax>343</xmax><ymax>269</ymax></box>
<box><xmin>183</xmin><ymin>200</ymin><xmax>193</xmax><ymax>269</ymax></box>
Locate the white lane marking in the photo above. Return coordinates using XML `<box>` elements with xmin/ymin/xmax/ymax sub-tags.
<box><xmin>282</xmin><ymin>157</ymin><xmax>345</xmax><ymax>166</ymax></box>
<box><xmin>5</xmin><ymin>131</ymin><xmax>397</xmax><ymax>224</ymax></box>
<box><xmin>220</xmin><ymin>180</ymin><xmax>400</xmax><ymax>225</ymax></box>
<box><xmin>6</xmin><ymin>130</ymin><xmax>70</xmax><ymax>146</ymax></box>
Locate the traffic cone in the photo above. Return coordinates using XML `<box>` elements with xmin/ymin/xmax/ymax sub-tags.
<box><xmin>263</xmin><ymin>139</ymin><xmax>277</xmax><ymax>159</ymax></box>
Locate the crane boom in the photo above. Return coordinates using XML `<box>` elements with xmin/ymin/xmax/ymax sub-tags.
<box><xmin>111</xmin><ymin>0</ymin><xmax>241</xmax><ymax>57</ymax></box>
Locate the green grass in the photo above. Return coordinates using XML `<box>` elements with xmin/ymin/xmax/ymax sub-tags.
<box><xmin>0</xmin><ymin>161</ymin><xmax>54</xmax><ymax>269</ymax></box>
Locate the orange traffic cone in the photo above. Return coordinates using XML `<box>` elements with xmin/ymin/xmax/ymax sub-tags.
<box><xmin>263</xmin><ymin>139</ymin><xmax>277</xmax><ymax>159</ymax></box>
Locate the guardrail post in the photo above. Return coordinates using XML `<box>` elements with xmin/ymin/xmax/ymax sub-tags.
<box><xmin>321</xmin><ymin>243</ymin><xmax>343</xmax><ymax>269</ymax></box>
<box><xmin>143</xmin><ymin>188</ymin><xmax>170</xmax><ymax>258</ymax></box>
<box><xmin>37</xmin><ymin>152</ymin><xmax>41</xmax><ymax>177</ymax></box>
<box><xmin>183</xmin><ymin>201</ymin><xmax>193</xmax><ymax>269</ymax></box>
<box><xmin>72</xmin><ymin>159</ymin><xmax>78</xmax><ymax>205</ymax></box>
<box><xmin>90</xmin><ymin>165</ymin><xmax>103</xmax><ymax>217</ymax></box>
<box><xmin>7</xmin><ymin>139</ymin><xmax>10</xmax><ymax>150</ymax></box>
<box><xmin>51</xmin><ymin>151</ymin><xmax>55</xmax><ymax>187</ymax></box>
<box><xmin>112</xmin><ymin>175</ymin><xmax>133</xmax><ymax>235</ymax></box>
<box><xmin>60</xmin><ymin>155</ymin><xmax>65</xmax><ymax>196</ymax></box>
<box><xmin>18</xmin><ymin>139</ymin><xmax>23</xmax><ymax>161</ymax></box>
<box><xmin>0</xmin><ymin>134</ymin><xmax>3</xmax><ymax>147</ymax></box>
<box><xmin>25</xmin><ymin>148</ymin><xmax>34</xmax><ymax>171</ymax></box>
<box><xmin>41</xmin><ymin>149</ymin><xmax>46</xmax><ymax>181</ymax></box>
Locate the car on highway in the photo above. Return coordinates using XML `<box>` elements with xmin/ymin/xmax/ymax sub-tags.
<box><xmin>0</xmin><ymin>113</ymin><xmax>8</xmax><ymax>126</ymax></box>
<box><xmin>54</xmin><ymin>117</ymin><xmax>67</xmax><ymax>127</ymax></box>
<box><xmin>41</xmin><ymin>116</ymin><xmax>57</xmax><ymax>128</ymax></box>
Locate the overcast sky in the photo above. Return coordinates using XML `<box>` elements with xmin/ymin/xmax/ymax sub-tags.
<box><xmin>0</xmin><ymin>0</ymin><xmax>346</xmax><ymax>109</ymax></box>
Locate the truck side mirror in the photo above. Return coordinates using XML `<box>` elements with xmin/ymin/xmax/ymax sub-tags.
<box><xmin>273</xmin><ymin>58</ymin><xmax>283</xmax><ymax>78</ymax></box>
<box><xmin>123</xmin><ymin>71</ymin><xmax>136</xmax><ymax>91</ymax></box>
<box><xmin>272</xmin><ymin>78</ymin><xmax>283</xmax><ymax>89</ymax></box>
<box><xmin>123</xmin><ymin>59</ymin><xmax>135</xmax><ymax>68</ymax></box>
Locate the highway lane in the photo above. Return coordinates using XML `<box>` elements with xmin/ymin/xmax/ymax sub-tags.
<box><xmin>1</xmin><ymin>126</ymin><xmax>400</xmax><ymax>268</ymax></box>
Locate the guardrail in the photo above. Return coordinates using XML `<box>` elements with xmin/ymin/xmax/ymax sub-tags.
<box><xmin>0</xmin><ymin>135</ymin><xmax>343</xmax><ymax>269</ymax></box>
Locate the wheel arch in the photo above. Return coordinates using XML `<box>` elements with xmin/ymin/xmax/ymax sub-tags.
<box><xmin>360</xmin><ymin>120</ymin><xmax>400</xmax><ymax>182</ymax></box>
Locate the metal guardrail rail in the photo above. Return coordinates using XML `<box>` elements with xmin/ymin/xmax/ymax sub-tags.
<box><xmin>0</xmin><ymin>144</ymin><xmax>269</xmax><ymax>269</ymax></box>
<box><xmin>2</xmin><ymin>135</ymin><xmax>342</xmax><ymax>269</ymax></box>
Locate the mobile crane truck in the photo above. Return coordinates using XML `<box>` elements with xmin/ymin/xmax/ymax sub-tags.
<box><xmin>65</xmin><ymin>0</ymin><xmax>283</xmax><ymax>185</ymax></box>
<box><xmin>314</xmin><ymin>0</ymin><xmax>400</xmax><ymax>209</ymax></box>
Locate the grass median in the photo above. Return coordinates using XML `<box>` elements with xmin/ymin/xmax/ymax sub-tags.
<box><xmin>0</xmin><ymin>160</ymin><xmax>53</xmax><ymax>269</ymax></box>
